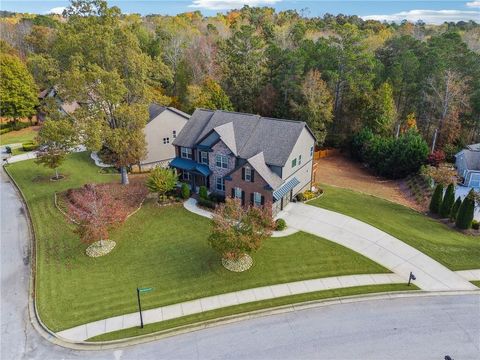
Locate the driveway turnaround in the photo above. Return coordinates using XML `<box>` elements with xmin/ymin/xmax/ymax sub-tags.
<box><xmin>277</xmin><ymin>202</ymin><xmax>477</xmax><ymax>291</ymax></box>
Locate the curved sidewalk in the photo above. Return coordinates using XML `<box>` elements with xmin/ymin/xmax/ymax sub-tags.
<box><xmin>57</xmin><ymin>273</ymin><xmax>402</xmax><ymax>342</ymax></box>
<box><xmin>278</xmin><ymin>202</ymin><xmax>477</xmax><ymax>291</ymax></box>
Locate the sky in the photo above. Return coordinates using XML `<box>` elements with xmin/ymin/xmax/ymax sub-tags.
<box><xmin>1</xmin><ymin>0</ymin><xmax>479</xmax><ymax>24</ymax></box>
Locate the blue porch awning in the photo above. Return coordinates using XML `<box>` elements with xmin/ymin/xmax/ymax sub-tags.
<box><xmin>273</xmin><ymin>177</ymin><xmax>300</xmax><ymax>201</ymax></box>
<box><xmin>170</xmin><ymin>157</ymin><xmax>211</xmax><ymax>177</ymax></box>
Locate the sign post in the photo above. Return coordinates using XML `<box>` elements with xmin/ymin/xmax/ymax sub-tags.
<box><xmin>136</xmin><ymin>287</ymin><xmax>153</xmax><ymax>328</ymax></box>
<box><xmin>408</xmin><ymin>272</ymin><xmax>416</xmax><ymax>286</ymax></box>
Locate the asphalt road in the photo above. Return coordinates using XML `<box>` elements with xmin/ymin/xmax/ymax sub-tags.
<box><xmin>1</xmin><ymin>166</ymin><xmax>479</xmax><ymax>360</ymax></box>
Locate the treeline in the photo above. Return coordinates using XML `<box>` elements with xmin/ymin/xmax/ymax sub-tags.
<box><xmin>1</xmin><ymin>1</ymin><xmax>479</xmax><ymax>155</ymax></box>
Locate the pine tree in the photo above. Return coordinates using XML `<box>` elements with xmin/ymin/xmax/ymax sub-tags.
<box><xmin>455</xmin><ymin>191</ymin><xmax>475</xmax><ymax>230</ymax></box>
<box><xmin>439</xmin><ymin>183</ymin><xmax>455</xmax><ymax>218</ymax></box>
<box><xmin>450</xmin><ymin>197</ymin><xmax>462</xmax><ymax>221</ymax></box>
<box><xmin>429</xmin><ymin>183</ymin><xmax>444</xmax><ymax>215</ymax></box>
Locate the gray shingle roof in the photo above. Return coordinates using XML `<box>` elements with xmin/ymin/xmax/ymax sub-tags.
<box><xmin>462</xmin><ymin>150</ymin><xmax>480</xmax><ymax>171</ymax></box>
<box><xmin>148</xmin><ymin>104</ymin><xmax>190</xmax><ymax>123</ymax></box>
<box><xmin>247</xmin><ymin>152</ymin><xmax>283</xmax><ymax>189</ymax></box>
<box><xmin>173</xmin><ymin>109</ymin><xmax>310</xmax><ymax>167</ymax></box>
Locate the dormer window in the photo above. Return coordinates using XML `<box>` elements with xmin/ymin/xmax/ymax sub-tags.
<box><xmin>181</xmin><ymin>147</ymin><xmax>192</xmax><ymax>159</ymax></box>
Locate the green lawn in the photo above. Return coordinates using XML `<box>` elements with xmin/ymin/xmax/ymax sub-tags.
<box><xmin>471</xmin><ymin>281</ymin><xmax>480</xmax><ymax>288</ymax></box>
<box><xmin>88</xmin><ymin>283</ymin><xmax>417</xmax><ymax>342</ymax></box>
<box><xmin>310</xmin><ymin>185</ymin><xmax>480</xmax><ymax>271</ymax></box>
<box><xmin>0</xmin><ymin>126</ymin><xmax>38</xmax><ymax>145</ymax></box>
<box><xmin>6</xmin><ymin>152</ymin><xmax>389</xmax><ymax>332</ymax></box>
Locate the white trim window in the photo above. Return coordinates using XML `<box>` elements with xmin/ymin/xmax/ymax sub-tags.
<box><xmin>200</xmin><ymin>151</ymin><xmax>208</xmax><ymax>165</ymax></box>
<box><xmin>181</xmin><ymin>147</ymin><xmax>192</xmax><ymax>160</ymax></box>
<box><xmin>245</xmin><ymin>166</ymin><xmax>252</xmax><ymax>181</ymax></box>
<box><xmin>216</xmin><ymin>177</ymin><xmax>225</xmax><ymax>192</ymax></box>
<box><xmin>298</xmin><ymin>154</ymin><xmax>302</xmax><ymax>166</ymax></box>
<box><xmin>216</xmin><ymin>154</ymin><xmax>228</xmax><ymax>169</ymax></box>
<box><xmin>253</xmin><ymin>192</ymin><xmax>262</xmax><ymax>206</ymax></box>
<box><xmin>310</xmin><ymin>146</ymin><xmax>314</xmax><ymax>157</ymax></box>
<box><xmin>291</xmin><ymin>158</ymin><xmax>297</xmax><ymax>168</ymax></box>
<box><xmin>182</xmin><ymin>172</ymin><xmax>192</xmax><ymax>181</ymax></box>
<box><xmin>234</xmin><ymin>187</ymin><xmax>242</xmax><ymax>199</ymax></box>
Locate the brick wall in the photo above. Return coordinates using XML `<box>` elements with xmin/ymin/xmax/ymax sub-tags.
<box><xmin>225</xmin><ymin>165</ymin><xmax>273</xmax><ymax>207</ymax></box>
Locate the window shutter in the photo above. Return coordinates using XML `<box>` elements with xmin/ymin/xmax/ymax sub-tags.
<box><xmin>250</xmin><ymin>193</ymin><xmax>254</xmax><ymax>205</ymax></box>
<box><xmin>231</xmin><ymin>188</ymin><xmax>235</xmax><ymax>198</ymax></box>
<box><xmin>241</xmin><ymin>168</ymin><xmax>245</xmax><ymax>180</ymax></box>
<box><xmin>251</xmin><ymin>170</ymin><xmax>255</xmax><ymax>182</ymax></box>
<box><xmin>241</xmin><ymin>191</ymin><xmax>245</xmax><ymax>206</ymax></box>
<box><xmin>261</xmin><ymin>196</ymin><xmax>265</xmax><ymax>205</ymax></box>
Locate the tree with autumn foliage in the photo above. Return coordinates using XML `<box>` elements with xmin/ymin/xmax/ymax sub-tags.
<box><xmin>67</xmin><ymin>184</ymin><xmax>127</xmax><ymax>249</ymax></box>
<box><xmin>208</xmin><ymin>198</ymin><xmax>275</xmax><ymax>263</ymax></box>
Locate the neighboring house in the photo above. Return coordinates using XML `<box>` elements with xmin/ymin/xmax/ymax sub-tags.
<box><xmin>171</xmin><ymin>109</ymin><xmax>316</xmax><ymax>215</ymax></box>
<box><xmin>138</xmin><ymin>104</ymin><xmax>190</xmax><ymax>170</ymax></box>
<box><xmin>37</xmin><ymin>87</ymin><xmax>81</xmax><ymax>122</ymax></box>
<box><xmin>455</xmin><ymin>144</ymin><xmax>480</xmax><ymax>188</ymax></box>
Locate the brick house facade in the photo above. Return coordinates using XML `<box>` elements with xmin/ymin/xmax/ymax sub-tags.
<box><xmin>171</xmin><ymin>109</ymin><xmax>316</xmax><ymax>215</ymax></box>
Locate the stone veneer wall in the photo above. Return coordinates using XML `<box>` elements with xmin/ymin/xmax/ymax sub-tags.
<box><xmin>208</xmin><ymin>140</ymin><xmax>236</xmax><ymax>193</ymax></box>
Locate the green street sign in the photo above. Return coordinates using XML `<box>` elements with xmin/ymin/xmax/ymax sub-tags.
<box><xmin>138</xmin><ymin>287</ymin><xmax>153</xmax><ymax>293</ymax></box>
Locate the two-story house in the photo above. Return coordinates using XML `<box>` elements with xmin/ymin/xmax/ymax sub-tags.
<box><xmin>171</xmin><ymin>109</ymin><xmax>316</xmax><ymax>215</ymax></box>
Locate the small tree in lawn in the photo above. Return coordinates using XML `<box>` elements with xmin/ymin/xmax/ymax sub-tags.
<box><xmin>429</xmin><ymin>183</ymin><xmax>444</xmax><ymax>215</ymax></box>
<box><xmin>146</xmin><ymin>167</ymin><xmax>178</xmax><ymax>202</ymax></box>
<box><xmin>208</xmin><ymin>198</ymin><xmax>275</xmax><ymax>271</ymax></box>
<box><xmin>455</xmin><ymin>190</ymin><xmax>475</xmax><ymax>230</ymax></box>
<box><xmin>439</xmin><ymin>183</ymin><xmax>455</xmax><ymax>218</ymax></box>
<box><xmin>35</xmin><ymin>118</ymin><xmax>78</xmax><ymax>180</ymax></box>
<box><xmin>68</xmin><ymin>184</ymin><xmax>127</xmax><ymax>255</ymax></box>
<box><xmin>450</xmin><ymin>197</ymin><xmax>462</xmax><ymax>221</ymax></box>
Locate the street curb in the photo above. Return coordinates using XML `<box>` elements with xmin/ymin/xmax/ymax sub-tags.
<box><xmin>3</xmin><ymin>164</ymin><xmax>480</xmax><ymax>351</ymax></box>
<box><xmin>59</xmin><ymin>289</ymin><xmax>479</xmax><ymax>350</ymax></box>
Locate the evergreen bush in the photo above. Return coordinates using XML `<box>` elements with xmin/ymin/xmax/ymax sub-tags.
<box><xmin>429</xmin><ymin>184</ymin><xmax>444</xmax><ymax>215</ymax></box>
<box><xmin>181</xmin><ymin>183</ymin><xmax>190</xmax><ymax>199</ymax></box>
<box><xmin>450</xmin><ymin>197</ymin><xmax>462</xmax><ymax>221</ymax></box>
<box><xmin>439</xmin><ymin>183</ymin><xmax>455</xmax><ymax>218</ymax></box>
<box><xmin>455</xmin><ymin>191</ymin><xmax>475</xmax><ymax>230</ymax></box>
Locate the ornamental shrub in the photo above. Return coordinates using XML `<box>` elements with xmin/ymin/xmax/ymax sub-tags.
<box><xmin>429</xmin><ymin>184</ymin><xmax>444</xmax><ymax>215</ymax></box>
<box><xmin>472</xmin><ymin>220</ymin><xmax>479</xmax><ymax>230</ymax></box>
<box><xmin>455</xmin><ymin>191</ymin><xmax>475</xmax><ymax>230</ymax></box>
<box><xmin>275</xmin><ymin>218</ymin><xmax>287</xmax><ymax>231</ymax></box>
<box><xmin>198</xmin><ymin>197</ymin><xmax>216</xmax><ymax>209</ymax></box>
<box><xmin>22</xmin><ymin>141</ymin><xmax>38</xmax><ymax>151</ymax></box>
<box><xmin>439</xmin><ymin>183</ymin><xmax>455</xmax><ymax>218</ymax></box>
<box><xmin>199</xmin><ymin>185</ymin><xmax>208</xmax><ymax>200</ymax></box>
<box><xmin>427</xmin><ymin>150</ymin><xmax>445</xmax><ymax>167</ymax></box>
<box><xmin>181</xmin><ymin>183</ymin><xmax>190</xmax><ymax>199</ymax></box>
<box><xmin>450</xmin><ymin>197</ymin><xmax>462</xmax><ymax>221</ymax></box>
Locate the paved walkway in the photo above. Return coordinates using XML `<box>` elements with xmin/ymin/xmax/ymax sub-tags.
<box><xmin>57</xmin><ymin>272</ymin><xmax>403</xmax><ymax>342</ymax></box>
<box><xmin>277</xmin><ymin>203</ymin><xmax>477</xmax><ymax>291</ymax></box>
<box><xmin>456</xmin><ymin>269</ymin><xmax>480</xmax><ymax>281</ymax></box>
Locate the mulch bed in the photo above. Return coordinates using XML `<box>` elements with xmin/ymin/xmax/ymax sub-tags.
<box><xmin>57</xmin><ymin>180</ymin><xmax>149</xmax><ymax>223</ymax></box>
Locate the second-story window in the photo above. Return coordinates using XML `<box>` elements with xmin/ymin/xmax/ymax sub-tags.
<box><xmin>245</xmin><ymin>167</ymin><xmax>252</xmax><ymax>181</ymax></box>
<box><xmin>173</xmin><ymin>130</ymin><xmax>176</xmax><ymax>138</ymax></box>
<box><xmin>181</xmin><ymin>147</ymin><xmax>192</xmax><ymax>160</ymax></box>
<box><xmin>298</xmin><ymin>155</ymin><xmax>302</xmax><ymax>165</ymax></box>
<box><xmin>216</xmin><ymin>154</ymin><xmax>228</xmax><ymax>169</ymax></box>
<box><xmin>291</xmin><ymin>158</ymin><xmax>297</xmax><ymax>168</ymax></box>
<box><xmin>310</xmin><ymin>146</ymin><xmax>314</xmax><ymax>157</ymax></box>
<box><xmin>200</xmin><ymin>151</ymin><xmax>208</xmax><ymax>165</ymax></box>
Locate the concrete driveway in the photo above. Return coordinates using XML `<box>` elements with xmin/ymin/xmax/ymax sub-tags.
<box><xmin>277</xmin><ymin>202</ymin><xmax>477</xmax><ymax>291</ymax></box>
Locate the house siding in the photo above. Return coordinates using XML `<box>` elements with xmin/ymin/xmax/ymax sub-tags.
<box><xmin>281</xmin><ymin>127</ymin><xmax>315</xmax><ymax>196</ymax></box>
<box><xmin>141</xmin><ymin>110</ymin><xmax>188</xmax><ymax>168</ymax></box>
<box><xmin>209</xmin><ymin>140</ymin><xmax>236</xmax><ymax>193</ymax></box>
